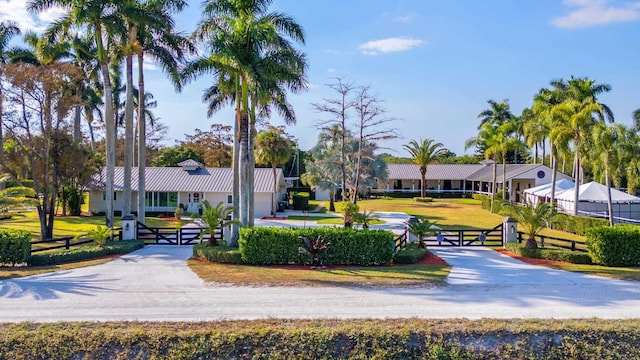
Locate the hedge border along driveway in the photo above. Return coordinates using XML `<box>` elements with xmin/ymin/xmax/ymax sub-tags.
<box><xmin>0</xmin><ymin>245</ymin><xmax>639</xmax><ymax>322</ymax></box>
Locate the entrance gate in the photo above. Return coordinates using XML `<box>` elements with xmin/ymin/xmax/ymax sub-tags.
<box><xmin>136</xmin><ymin>222</ymin><xmax>223</xmax><ymax>245</ymax></box>
<box><xmin>423</xmin><ymin>224</ymin><xmax>503</xmax><ymax>248</ymax></box>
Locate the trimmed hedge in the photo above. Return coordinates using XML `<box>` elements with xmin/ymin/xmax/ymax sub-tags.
<box><xmin>505</xmin><ymin>243</ymin><xmax>592</xmax><ymax>264</ymax></box>
<box><xmin>375</xmin><ymin>191</ymin><xmax>468</xmax><ymax>199</ymax></box>
<box><xmin>0</xmin><ymin>229</ymin><xmax>31</xmax><ymax>266</ymax></box>
<box><xmin>239</xmin><ymin>227</ymin><xmax>394</xmax><ymax>266</ymax></box>
<box><xmin>413</xmin><ymin>197</ymin><xmax>433</xmax><ymax>203</ymax></box>
<box><xmin>393</xmin><ymin>242</ymin><xmax>427</xmax><ymax>264</ymax></box>
<box><xmin>586</xmin><ymin>225</ymin><xmax>640</xmax><ymax>266</ymax></box>
<box><xmin>1</xmin><ymin>319</ymin><xmax>639</xmax><ymax>359</ymax></box>
<box><xmin>291</xmin><ymin>193</ymin><xmax>309</xmax><ymax>210</ymax></box>
<box><xmin>27</xmin><ymin>240</ymin><xmax>144</xmax><ymax>266</ymax></box>
<box><xmin>551</xmin><ymin>213</ymin><xmax>609</xmax><ymax>236</ymax></box>
<box><xmin>192</xmin><ymin>243</ymin><xmax>243</xmax><ymax>264</ymax></box>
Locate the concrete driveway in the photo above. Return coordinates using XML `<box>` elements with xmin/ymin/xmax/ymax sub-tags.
<box><xmin>0</xmin><ymin>245</ymin><xmax>638</xmax><ymax>322</ymax></box>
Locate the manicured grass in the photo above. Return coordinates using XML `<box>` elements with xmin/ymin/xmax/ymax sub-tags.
<box><xmin>0</xmin><ymin>257</ymin><xmax>116</xmax><ymax>280</ymax></box>
<box><xmin>188</xmin><ymin>259</ymin><xmax>450</xmax><ymax>287</ymax></box>
<box><xmin>307</xmin><ymin>200</ymin><xmax>327</xmax><ymax>213</ymax></box>
<box><xmin>316</xmin><ymin>218</ymin><xmax>386</xmax><ymax>225</ymax></box>
<box><xmin>287</xmin><ymin>215</ymin><xmax>340</xmax><ymax>221</ymax></box>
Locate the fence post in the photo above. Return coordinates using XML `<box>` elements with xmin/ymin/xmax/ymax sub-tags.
<box><xmin>540</xmin><ymin>236</ymin><xmax>545</xmax><ymax>248</ymax></box>
<box><xmin>571</xmin><ymin>241</ymin><xmax>576</xmax><ymax>251</ymax></box>
<box><xmin>65</xmin><ymin>237</ymin><xmax>70</xmax><ymax>250</ymax></box>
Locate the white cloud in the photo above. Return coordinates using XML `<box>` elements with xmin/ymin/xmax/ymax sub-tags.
<box><xmin>394</xmin><ymin>15</ymin><xmax>413</xmax><ymax>23</ymax></box>
<box><xmin>358</xmin><ymin>37</ymin><xmax>424</xmax><ymax>55</ymax></box>
<box><xmin>0</xmin><ymin>0</ymin><xmax>66</xmax><ymax>33</ymax></box>
<box><xmin>552</xmin><ymin>0</ymin><xmax>640</xmax><ymax>28</ymax></box>
<box><xmin>143</xmin><ymin>59</ymin><xmax>159</xmax><ymax>71</ymax></box>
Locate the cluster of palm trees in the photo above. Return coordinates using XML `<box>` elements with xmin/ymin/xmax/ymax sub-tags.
<box><xmin>15</xmin><ymin>0</ymin><xmax>307</xmax><ymax>241</ymax></box>
<box><xmin>467</xmin><ymin>77</ymin><xmax>640</xmax><ymax>225</ymax></box>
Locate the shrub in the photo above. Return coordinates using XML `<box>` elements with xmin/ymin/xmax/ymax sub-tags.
<box><xmin>505</xmin><ymin>243</ymin><xmax>592</xmax><ymax>264</ymax></box>
<box><xmin>0</xmin><ymin>229</ymin><xmax>31</xmax><ymax>266</ymax></box>
<box><xmin>192</xmin><ymin>243</ymin><xmax>243</xmax><ymax>264</ymax></box>
<box><xmin>339</xmin><ymin>201</ymin><xmax>359</xmax><ymax>228</ymax></box>
<box><xmin>393</xmin><ymin>243</ymin><xmax>427</xmax><ymax>264</ymax></box>
<box><xmin>413</xmin><ymin>197</ymin><xmax>433</xmax><ymax>202</ymax></box>
<box><xmin>292</xmin><ymin>193</ymin><xmax>309</xmax><ymax>210</ymax></box>
<box><xmin>551</xmin><ymin>213</ymin><xmax>609</xmax><ymax>236</ymax></box>
<box><xmin>27</xmin><ymin>240</ymin><xmax>144</xmax><ymax>266</ymax></box>
<box><xmin>586</xmin><ymin>225</ymin><xmax>640</xmax><ymax>266</ymax></box>
<box><xmin>239</xmin><ymin>227</ymin><xmax>393</xmax><ymax>266</ymax></box>
<box><xmin>83</xmin><ymin>225</ymin><xmax>112</xmax><ymax>248</ymax></box>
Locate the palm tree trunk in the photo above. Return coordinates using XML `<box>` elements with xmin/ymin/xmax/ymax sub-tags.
<box><xmin>490</xmin><ymin>157</ymin><xmax>497</xmax><ymax>213</ymax></box>
<box><xmin>533</xmin><ymin>143</ymin><xmax>538</xmax><ymax>164</ymax></box>
<box><xmin>231</xmin><ymin>84</ymin><xmax>240</xmax><ymax>245</ymax></box>
<box><xmin>122</xmin><ymin>54</ymin><xmax>135</xmax><ymax>216</ymax></box>
<box><xmin>420</xmin><ymin>169</ymin><xmax>426</xmax><ymax>198</ymax></box>
<box><xmin>239</xmin><ymin>79</ymin><xmax>250</xmax><ymax>228</ymax></box>
<box><xmin>137</xmin><ymin>52</ymin><xmax>146</xmax><ymax>224</ymax></box>
<box><xmin>549</xmin><ymin>141</ymin><xmax>557</xmax><ymax>205</ymax></box>
<box><xmin>541</xmin><ymin>141</ymin><xmax>546</xmax><ymax>165</ymax></box>
<box><xmin>271</xmin><ymin>165</ymin><xmax>277</xmax><ymax>216</ymax></box>
<box><xmin>0</xmin><ymin>86</ymin><xmax>4</xmax><ymax>172</ymax></box>
<box><xmin>247</xmin><ymin>100</ymin><xmax>256</xmax><ymax>225</ymax></box>
<box><xmin>605</xmin><ymin>158</ymin><xmax>614</xmax><ymax>226</ymax></box>
<box><xmin>502</xmin><ymin>151</ymin><xmax>507</xmax><ymax>201</ymax></box>
<box><xmin>573</xmin><ymin>152</ymin><xmax>580</xmax><ymax>216</ymax></box>
<box><xmin>73</xmin><ymin>104</ymin><xmax>81</xmax><ymax>143</ymax></box>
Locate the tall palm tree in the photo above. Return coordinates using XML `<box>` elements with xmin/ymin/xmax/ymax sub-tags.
<box><xmin>29</xmin><ymin>0</ymin><xmax>127</xmax><ymax>228</ymax></box>
<box><xmin>591</xmin><ymin>123</ymin><xmax>619</xmax><ymax>226</ymax></box>
<box><xmin>0</xmin><ymin>21</ymin><xmax>21</xmax><ymax>170</ymax></box>
<box><xmin>551</xmin><ymin>77</ymin><xmax>613</xmax><ymax>215</ymax></box>
<box><xmin>403</xmin><ymin>138</ymin><xmax>447</xmax><ymax>198</ymax></box>
<box><xmin>466</xmin><ymin>123</ymin><xmax>500</xmax><ymax>212</ymax></box>
<box><xmin>185</xmin><ymin>0</ymin><xmax>307</xmax><ymax>241</ymax></box>
<box><xmin>477</xmin><ymin>99</ymin><xmax>514</xmax><ymax>128</ymax></box>
<box><xmin>255</xmin><ymin>127</ymin><xmax>292</xmax><ymax>216</ymax></box>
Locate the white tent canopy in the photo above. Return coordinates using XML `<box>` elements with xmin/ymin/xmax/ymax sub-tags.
<box><xmin>523</xmin><ymin>179</ymin><xmax>575</xmax><ymax>205</ymax></box>
<box><xmin>555</xmin><ymin>181</ymin><xmax>640</xmax><ymax>203</ymax></box>
<box><xmin>554</xmin><ymin>181</ymin><xmax>640</xmax><ymax>221</ymax></box>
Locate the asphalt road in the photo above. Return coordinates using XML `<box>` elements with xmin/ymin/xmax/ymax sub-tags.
<box><xmin>0</xmin><ymin>245</ymin><xmax>638</xmax><ymax>322</ymax></box>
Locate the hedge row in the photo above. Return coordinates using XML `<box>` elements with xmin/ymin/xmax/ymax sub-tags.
<box><xmin>586</xmin><ymin>225</ymin><xmax>640</xmax><ymax>266</ymax></box>
<box><xmin>1</xmin><ymin>319</ymin><xmax>639</xmax><ymax>359</ymax></box>
<box><xmin>0</xmin><ymin>229</ymin><xmax>31</xmax><ymax>266</ymax></box>
<box><xmin>239</xmin><ymin>227</ymin><xmax>394</xmax><ymax>266</ymax></box>
<box><xmin>27</xmin><ymin>240</ymin><xmax>144</xmax><ymax>266</ymax></box>
<box><xmin>291</xmin><ymin>193</ymin><xmax>309</xmax><ymax>210</ymax></box>
<box><xmin>392</xmin><ymin>243</ymin><xmax>427</xmax><ymax>264</ymax></box>
<box><xmin>192</xmin><ymin>243</ymin><xmax>243</xmax><ymax>264</ymax></box>
<box><xmin>505</xmin><ymin>243</ymin><xmax>592</xmax><ymax>264</ymax></box>
<box><xmin>551</xmin><ymin>213</ymin><xmax>609</xmax><ymax>236</ymax></box>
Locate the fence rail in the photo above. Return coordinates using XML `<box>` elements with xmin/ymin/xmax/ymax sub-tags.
<box><xmin>136</xmin><ymin>222</ymin><xmax>223</xmax><ymax>245</ymax></box>
<box><xmin>30</xmin><ymin>227</ymin><xmax>123</xmax><ymax>253</ymax></box>
<box><xmin>516</xmin><ymin>231</ymin><xmax>587</xmax><ymax>252</ymax></box>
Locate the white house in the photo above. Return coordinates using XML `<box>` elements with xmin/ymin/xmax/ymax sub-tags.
<box><xmin>376</xmin><ymin>163</ymin><xmax>573</xmax><ymax>201</ymax></box>
<box><xmin>86</xmin><ymin>160</ymin><xmax>285</xmax><ymax>218</ymax></box>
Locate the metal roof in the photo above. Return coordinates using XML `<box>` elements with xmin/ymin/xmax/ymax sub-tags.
<box><xmin>387</xmin><ymin>164</ymin><xmax>487</xmax><ymax>180</ymax></box>
<box><xmin>176</xmin><ymin>159</ymin><xmax>203</xmax><ymax>168</ymax></box>
<box><xmin>465</xmin><ymin>164</ymin><xmax>547</xmax><ymax>182</ymax></box>
<box><xmin>87</xmin><ymin>167</ymin><xmax>283</xmax><ymax>193</ymax></box>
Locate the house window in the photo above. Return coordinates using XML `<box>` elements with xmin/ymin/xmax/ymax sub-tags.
<box><xmin>144</xmin><ymin>192</ymin><xmax>178</xmax><ymax>207</ymax></box>
<box><xmin>193</xmin><ymin>193</ymin><xmax>200</xmax><ymax>203</ymax></box>
<box><xmin>102</xmin><ymin>192</ymin><xmax>117</xmax><ymax>201</ymax></box>
<box><xmin>145</xmin><ymin>192</ymin><xmax>153</xmax><ymax>207</ymax></box>
<box><xmin>227</xmin><ymin>195</ymin><xmax>232</xmax><ymax>204</ymax></box>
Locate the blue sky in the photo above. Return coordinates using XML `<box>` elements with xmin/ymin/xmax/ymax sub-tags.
<box><xmin>2</xmin><ymin>0</ymin><xmax>640</xmax><ymax>155</ymax></box>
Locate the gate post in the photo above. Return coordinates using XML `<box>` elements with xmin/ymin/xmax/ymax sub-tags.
<box><xmin>121</xmin><ymin>215</ymin><xmax>137</xmax><ymax>240</ymax></box>
<box><xmin>502</xmin><ymin>217</ymin><xmax>517</xmax><ymax>248</ymax></box>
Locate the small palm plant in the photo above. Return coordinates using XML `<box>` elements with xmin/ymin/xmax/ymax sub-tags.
<box><xmin>340</xmin><ymin>201</ymin><xmax>359</xmax><ymax>228</ymax></box>
<box><xmin>85</xmin><ymin>225</ymin><xmax>112</xmax><ymax>249</ymax></box>
<box><xmin>299</xmin><ymin>235</ymin><xmax>330</xmax><ymax>267</ymax></box>
<box><xmin>504</xmin><ymin>200</ymin><xmax>556</xmax><ymax>249</ymax></box>
<box><xmin>408</xmin><ymin>218</ymin><xmax>438</xmax><ymax>249</ymax></box>
<box><xmin>354</xmin><ymin>211</ymin><xmax>379</xmax><ymax>229</ymax></box>
<box><xmin>199</xmin><ymin>200</ymin><xmax>240</xmax><ymax>246</ymax></box>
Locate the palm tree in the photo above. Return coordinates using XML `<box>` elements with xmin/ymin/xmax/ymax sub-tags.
<box><xmin>477</xmin><ymin>99</ymin><xmax>514</xmax><ymax>128</ymax></box>
<box><xmin>465</xmin><ymin>124</ymin><xmax>500</xmax><ymax>212</ymax></box>
<box><xmin>408</xmin><ymin>218</ymin><xmax>437</xmax><ymax>249</ymax></box>
<box><xmin>29</xmin><ymin>0</ymin><xmax>126</xmax><ymax>228</ymax></box>
<box><xmin>505</xmin><ymin>200</ymin><xmax>556</xmax><ymax>249</ymax></box>
<box><xmin>403</xmin><ymin>138</ymin><xmax>448</xmax><ymax>198</ymax></box>
<box><xmin>0</xmin><ymin>21</ymin><xmax>21</xmax><ymax>170</ymax></box>
<box><xmin>551</xmin><ymin>77</ymin><xmax>613</xmax><ymax>215</ymax></box>
<box><xmin>591</xmin><ymin>123</ymin><xmax>620</xmax><ymax>226</ymax></box>
<box><xmin>198</xmin><ymin>200</ymin><xmax>239</xmax><ymax>246</ymax></box>
<box><xmin>255</xmin><ymin>127</ymin><xmax>292</xmax><ymax>216</ymax></box>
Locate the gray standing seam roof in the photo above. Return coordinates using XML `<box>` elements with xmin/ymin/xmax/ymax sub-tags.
<box><xmin>87</xmin><ymin>167</ymin><xmax>281</xmax><ymax>193</ymax></box>
<box><xmin>386</xmin><ymin>164</ymin><xmax>487</xmax><ymax>180</ymax></box>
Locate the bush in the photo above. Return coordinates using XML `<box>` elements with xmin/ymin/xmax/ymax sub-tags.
<box><xmin>551</xmin><ymin>213</ymin><xmax>609</xmax><ymax>236</ymax></box>
<box><xmin>586</xmin><ymin>225</ymin><xmax>640</xmax><ymax>266</ymax></box>
<box><xmin>393</xmin><ymin>242</ymin><xmax>427</xmax><ymax>264</ymax></box>
<box><xmin>292</xmin><ymin>193</ymin><xmax>309</xmax><ymax>210</ymax></box>
<box><xmin>27</xmin><ymin>240</ymin><xmax>144</xmax><ymax>266</ymax></box>
<box><xmin>505</xmin><ymin>243</ymin><xmax>592</xmax><ymax>264</ymax></box>
<box><xmin>239</xmin><ymin>227</ymin><xmax>394</xmax><ymax>266</ymax></box>
<box><xmin>0</xmin><ymin>229</ymin><xmax>31</xmax><ymax>266</ymax></box>
<box><xmin>192</xmin><ymin>243</ymin><xmax>243</xmax><ymax>264</ymax></box>
<box><xmin>413</xmin><ymin>197</ymin><xmax>433</xmax><ymax>203</ymax></box>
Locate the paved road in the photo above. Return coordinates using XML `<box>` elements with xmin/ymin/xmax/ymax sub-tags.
<box><xmin>0</xmin><ymin>246</ymin><xmax>638</xmax><ymax>322</ymax></box>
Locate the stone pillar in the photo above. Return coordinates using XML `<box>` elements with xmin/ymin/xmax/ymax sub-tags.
<box><xmin>502</xmin><ymin>216</ymin><xmax>518</xmax><ymax>247</ymax></box>
<box><xmin>121</xmin><ymin>214</ymin><xmax>137</xmax><ymax>240</ymax></box>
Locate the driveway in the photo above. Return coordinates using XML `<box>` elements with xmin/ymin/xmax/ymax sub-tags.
<box><xmin>0</xmin><ymin>246</ymin><xmax>638</xmax><ymax>322</ymax></box>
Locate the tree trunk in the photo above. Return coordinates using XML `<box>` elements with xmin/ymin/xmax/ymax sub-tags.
<box><xmin>525</xmin><ymin>237</ymin><xmax>538</xmax><ymax>249</ymax></box>
<box><xmin>239</xmin><ymin>80</ymin><xmax>250</xmax><ymax>228</ymax></box>
<box><xmin>573</xmin><ymin>152</ymin><xmax>580</xmax><ymax>216</ymax></box>
<box><xmin>533</xmin><ymin>143</ymin><xmax>538</xmax><ymax>164</ymax></box>
<box><xmin>230</xmin><ymin>79</ymin><xmax>241</xmax><ymax>245</ymax></box>
<box><xmin>122</xmin><ymin>54</ymin><xmax>134</xmax><ymax>217</ymax></box>
<box><xmin>137</xmin><ymin>52</ymin><xmax>146</xmax><ymax>224</ymax></box>
<box><xmin>0</xmin><ymin>85</ymin><xmax>4</xmax><ymax>172</ymax></box>
<box><xmin>420</xmin><ymin>168</ymin><xmax>426</xmax><ymax>198</ymax></box>
<box><xmin>490</xmin><ymin>157</ymin><xmax>497</xmax><ymax>213</ymax></box>
<box><xmin>605</xmin><ymin>158</ymin><xmax>614</xmax><ymax>226</ymax></box>
<box><xmin>502</xmin><ymin>151</ymin><xmax>507</xmax><ymax>201</ymax></box>
<box><xmin>329</xmin><ymin>188</ymin><xmax>335</xmax><ymax>212</ymax></box>
<box><xmin>549</xmin><ymin>141</ymin><xmax>557</xmax><ymax>205</ymax></box>
<box><xmin>271</xmin><ymin>165</ymin><xmax>277</xmax><ymax>217</ymax></box>
<box><xmin>247</xmin><ymin>101</ymin><xmax>256</xmax><ymax>225</ymax></box>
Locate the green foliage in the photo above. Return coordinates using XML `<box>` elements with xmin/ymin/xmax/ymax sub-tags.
<box><xmin>506</xmin><ymin>243</ymin><xmax>592</xmax><ymax>264</ymax></box>
<box><xmin>59</xmin><ymin>186</ymin><xmax>84</xmax><ymax>216</ymax></box>
<box><xmin>151</xmin><ymin>146</ymin><xmax>204</xmax><ymax>167</ymax></box>
<box><xmin>27</xmin><ymin>241</ymin><xmax>144</xmax><ymax>266</ymax></box>
<box><xmin>83</xmin><ymin>225</ymin><xmax>112</xmax><ymax>248</ymax></box>
<box><xmin>298</xmin><ymin>235</ymin><xmax>330</xmax><ymax>267</ymax></box>
<box><xmin>551</xmin><ymin>213</ymin><xmax>609</xmax><ymax>236</ymax></box>
<box><xmin>393</xmin><ymin>242</ymin><xmax>427</xmax><ymax>264</ymax></box>
<box><xmin>413</xmin><ymin>197</ymin><xmax>433</xmax><ymax>202</ymax></box>
<box><xmin>503</xmin><ymin>200</ymin><xmax>557</xmax><ymax>249</ymax></box>
<box><xmin>353</xmin><ymin>210</ymin><xmax>379</xmax><ymax>229</ymax></box>
<box><xmin>408</xmin><ymin>218</ymin><xmax>438</xmax><ymax>249</ymax></box>
<box><xmin>198</xmin><ymin>200</ymin><xmax>239</xmax><ymax>246</ymax></box>
<box><xmin>239</xmin><ymin>227</ymin><xmax>394</xmax><ymax>266</ymax></box>
<box><xmin>0</xmin><ymin>229</ymin><xmax>31</xmax><ymax>266</ymax></box>
<box><xmin>192</xmin><ymin>243</ymin><xmax>243</xmax><ymax>264</ymax></box>
<box><xmin>1</xmin><ymin>319</ymin><xmax>639</xmax><ymax>359</ymax></box>
<box><xmin>174</xmin><ymin>207</ymin><xmax>182</xmax><ymax>219</ymax></box>
<box><xmin>4</xmin><ymin>179</ymin><xmax>34</xmax><ymax>188</ymax></box>
<box><xmin>586</xmin><ymin>225</ymin><xmax>640</xmax><ymax>266</ymax></box>
<box><xmin>339</xmin><ymin>201</ymin><xmax>359</xmax><ymax>228</ymax></box>
<box><xmin>291</xmin><ymin>193</ymin><xmax>309</xmax><ymax>210</ymax></box>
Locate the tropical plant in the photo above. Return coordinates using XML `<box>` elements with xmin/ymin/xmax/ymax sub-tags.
<box><xmin>504</xmin><ymin>200</ymin><xmax>556</xmax><ymax>249</ymax></box>
<box><xmin>339</xmin><ymin>201</ymin><xmax>359</xmax><ymax>228</ymax></box>
<box><xmin>408</xmin><ymin>218</ymin><xmax>437</xmax><ymax>249</ymax></box>
<box><xmin>298</xmin><ymin>235</ymin><xmax>329</xmax><ymax>267</ymax></box>
<box><xmin>403</xmin><ymin>138</ymin><xmax>448</xmax><ymax>198</ymax></box>
<box><xmin>84</xmin><ymin>225</ymin><xmax>112</xmax><ymax>249</ymax></box>
<box><xmin>255</xmin><ymin>127</ymin><xmax>293</xmax><ymax>216</ymax></box>
<box><xmin>198</xmin><ymin>200</ymin><xmax>239</xmax><ymax>246</ymax></box>
<box><xmin>354</xmin><ymin>210</ymin><xmax>379</xmax><ymax>229</ymax></box>
<box><xmin>590</xmin><ymin>123</ymin><xmax>619</xmax><ymax>226</ymax></box>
